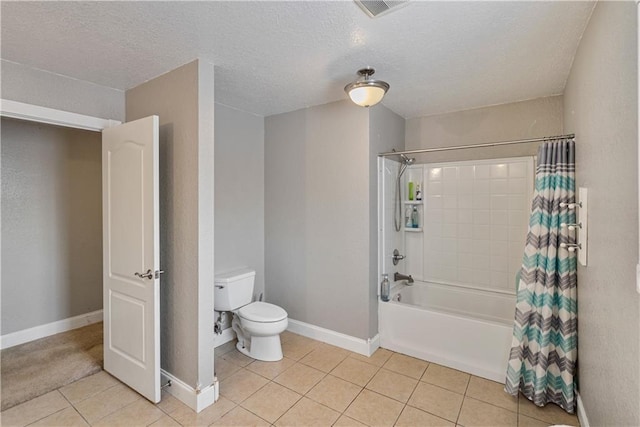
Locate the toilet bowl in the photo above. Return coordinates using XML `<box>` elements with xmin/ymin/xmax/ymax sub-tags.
<box><xmin>232</xmin><ymin>301</ymin><xmax>288</xmax><ymax>361</ymax></box>
<box><xmin>214</xmin><ymin>268</ymin><xmax>288</xmax><ymax>362</ymax></box>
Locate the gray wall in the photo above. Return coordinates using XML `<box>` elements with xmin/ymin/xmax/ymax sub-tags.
<box><xmin>126</xmin><ymin>60</ymin><xmax>215</xmax><ymax>389</ymax></box>
<box><xmin>368</xmin><ymin>106</ymin><xmax>405</xmax><ymax>335</ymax></box>
<box><xmin>1</xmin><ymin>118</ymin><xmax>102</xmax><ymax>334</ymax></box>
<box><xmin>265</xmin><ymin>100</ymin><xmax>403</xmax><ymax>340</ymax></box>
<box><xmin>214</xmin><ymin>104</ymin><xmax>265</xmax><ymax>300</ymax></box>
<box><xmin>563</xmin><ymin>2</ymin><xmax>639</xmax><ymax>425</ymax></box>
<box><xmin>1</xmin><ymin>60</ymin><xmax>125</xmax><ymax>122</ymax></box>
<box><xmin>405</xmin><ymin>96</ymin><xmax>563</xmax><ymax>163</ymax></box>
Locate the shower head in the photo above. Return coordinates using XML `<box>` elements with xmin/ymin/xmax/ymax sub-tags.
<box><xmin>400</xmin><ymin>153</ymin><xmax>415</xmax><ymax>165</ymax></box>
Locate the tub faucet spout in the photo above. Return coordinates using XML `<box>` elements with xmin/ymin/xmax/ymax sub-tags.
<box><xmin>394</xmin><ymin>272</ymin><xmax>414</xmax><ymax>284</ymax></box>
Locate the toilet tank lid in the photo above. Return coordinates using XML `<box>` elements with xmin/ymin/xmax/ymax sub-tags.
<box><xmin>214</xmin><ymin>268</ymin><xmax>256</xmax><ymax>284</ymax></box>
<box><xmin>238</xmin><ymin>302</ymin><xmax>287</xmax><ymax>322</ymax></box>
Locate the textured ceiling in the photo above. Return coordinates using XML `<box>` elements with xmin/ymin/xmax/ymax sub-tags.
<box><xmin>1</xmin><ymin>1</ymin><xmax>595</xmax><ymax>118</ymax></box>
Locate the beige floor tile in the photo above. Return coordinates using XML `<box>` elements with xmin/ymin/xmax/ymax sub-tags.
<box><xmin>344</xmin><ymin>389</ymin><xmax>404</xmax><ymax>427</ymax></box>
<box><xmin>330</xmin><ymin>357</ymin><xmax>379</xmax><ymax>387</ymax></box>
<box><xmin>306</xmin><ymin>375</ymin><xmax>362</xmax><ymax>412</ymax></box>
<box><xmin>212</xmin><ymin>406</ymin><xmax>271</xmax><ymax>426</ymax></box>
<box><xmin>281</xmin><ymin>336</ymin><xmax>321</xmax><ymax>361</ymax></box>
<box><xmin>299</xmin><ymin>343</ymin><xmax>350</xmax><ymax>372</ymax></box>
<box><xmin>93</xmin><ymin>398</ymin><xmax>165</xmax><ymax>427</ymax></box>
<box><xmin>465</xmin><ymin>376</ymin><xmax>518</xmax><ymax>412</ymax></box>
<box><xmin>241</xmin><ymin>382</ymin><xmax>302</xmax><ymax>423</ymax></box>
<box><xmin>518</xmin><ymin>397</ymin><xmax>579</xmax><ymax>426</ymax></box>
<box><xmin>383</xmin><ymin>353</ymin><xmax>429</xmax><ymax>379</ymax></box>
<box><xmin>169</xmin><ymin>396</ymin><xmax>236</xmax><ymax>427</ymax></box>
<box><xmin>246</xmin><ymin>357</ymin><xmax>296</xmax><ymax>380</ymax></box>
<box><xmin>275</xmin><ymin>397</ymin><xmax>340</xmax><ymax>427</ymax></box>
<box><xmin>273</xmin><ymin>362</ymin><xmax>325</xmax><ymax>394</ymax></box>
<box><xmin>395</xmin><ymin>405</ymin><xmax>455</xmax><ymax>427</ymax></box>
<box><xmin>221</xmin><ymin>349</ymin><xmax>254</xmax><ymax>367</ymax></box>
<box><xmin>0</xmin><ymin>390</ymin><xmax>69</xmax><ymax>427</ymax></box>
<box><xmin>30</xmin><ymin>407</ymin><xmax>88</xmax><ymax>427</ymax></box>
<box><xmin>408</xmin><ymin>382</ymin><xmax>463</xmax><ymax>423</ymax></box>
<box><xmin>156</xmin><ymin>390</ymin><xmax>186</xmax><ymax>415</ymax></box>
<box><xmin>215</xmin><ymin>356</ymin><xmax>243</xmax><ymax>381</ymax></box>
<box><xmin>59</xmin><ymin>371</ymin><xmax>119</xmax><ymax>404</ymax></box>
<box><xmin>74</xmin><ymin>383</ymin><xmax>141</xmax><ymax>424</ymax></box>
<box><xmin>148</xmin><ymin>414</ymin><xmax>182</xmax><ymax>427</ymax></box>
<box><xmin>518</xmin><ymin>414</ymin><xmax>551</xmax><ymax>427</ymax></box>
<box><xmin>349</xmin><ymin>347</ymin><xmax>394</xmax><ymax>367</ymax></box>
<box><xmin>332</xmin><ymin>414</ymin><xmax>368</xmax><ymax>427</ymax></box>
<box><xmin>457</xmin><ymin>397</ymin><xmax>517</xmax><ymax>427</ymax></box>
<box><xmin>366</xmin><ymin>368</ymin><xmax>418</xmax><ymax>403</ymax></box>
<box><xmin>216</xmin><ymin>339</ymin><xmax>239</xmax><ymax>356</ymax></box>
<box><xmin>220</xmin><ymin>369</ymin><xmax>269</xmax><ymax>403</ymax></box>
<box><xmin>421</xmin><ymin>364</ymin><xmax>470</xmax><ymax>394</ymax></box>
<box><xmin>280</xmin><ymin>331</ymin><xmax>299</xmax><ymax>344</ymax></box>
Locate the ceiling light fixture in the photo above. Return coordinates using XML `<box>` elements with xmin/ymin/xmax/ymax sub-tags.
<box><xmin>344</xmin><ymin>67</ymin><xmax>390</xmax><ymax>107</ymax></box>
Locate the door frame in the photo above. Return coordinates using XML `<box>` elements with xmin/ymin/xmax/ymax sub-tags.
<box><xmin>0</xmin><ymin>99</ymin><xmax>121</xmax><ymax>131</ymax></box>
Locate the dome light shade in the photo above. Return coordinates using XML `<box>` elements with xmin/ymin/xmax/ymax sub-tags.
<box><xmin>344</xmin><ymin>68</ymin><xmax>390</xmax><ymax>107</ymax></box>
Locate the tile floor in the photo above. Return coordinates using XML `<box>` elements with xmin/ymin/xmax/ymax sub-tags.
<box><xmin>1</xmin><ymin>331</ymin><xmax>580</xmax><ymax>427</ymax></box>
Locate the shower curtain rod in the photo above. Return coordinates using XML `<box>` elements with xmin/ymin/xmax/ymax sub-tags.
<box><xmin>378</xmin><ymin>133</ymin><xmax>575</xmax><ymax>157</ymax></box>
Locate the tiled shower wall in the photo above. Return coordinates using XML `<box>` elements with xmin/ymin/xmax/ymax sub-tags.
<box><xmin>404</xmin><ymin>157</ymin><xmax>534</xmax><ymax>294</ymax></box>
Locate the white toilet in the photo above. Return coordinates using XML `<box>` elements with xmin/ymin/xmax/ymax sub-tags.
<box><xmin>214</xmin><ymin>268</ymin><xmax>288</xmax><ymax>362</ymax></box>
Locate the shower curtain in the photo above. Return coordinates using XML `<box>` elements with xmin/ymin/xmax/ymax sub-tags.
<box><xmin>505</xmin><ymin>139</ymin><xmax>577</xmax><ymax>413</ymax></box>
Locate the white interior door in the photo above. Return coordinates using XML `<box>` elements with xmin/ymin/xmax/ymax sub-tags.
<box><xmin>102</xmin><ymin>115</ymin><xmax>160</xmax><ymax>403</ymax></box>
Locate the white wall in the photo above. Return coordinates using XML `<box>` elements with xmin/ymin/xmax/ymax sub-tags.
<box><xmin>563</xmin><ymin>2</ymin><xmax>639</xmax><ymax>425</ymax></box>
<box><xmin>214</xmin><ymin>103</ymin><xmax>265</xmax><ymax>299</ymax></box>
<box><xmin>406</xmin><ymin>96</ymin><xmax>563</xmax><ymax>163</ymax></box>
<box><xmin>126</xmin><ymin>60</ymin><xmax>216</xmax><ymax>389</ymax></box>
<box><xmin>1</xmin><ymin>60</ymin><xmax>125</xmax><ymax>121</ymax></box>
<box><xmin>1</xmin><ymin>118</ymin><xmax>102</xmax><ymax>334</ymax></box>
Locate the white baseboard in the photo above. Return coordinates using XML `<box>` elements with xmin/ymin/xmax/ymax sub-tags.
<box><xmin>576</xmin><ymin>392</ymin><xmax>589</xmax><ymax>427</ymax></box>
<box><xmin>0</xmin><ymin>309</ymin><xmax>103</xmax><ymax>350</ymax></box>
<box><xmin>161</xmin><ymin>369</ymin><xmax>218</xmax><ymax>413</ymax></box>
<box><xmin>287</xmin><ymin>319</ymin><xmax>379</xmax><ymax>356</ymax></box>
<box><xmin>213</xmin><ymin>327</ymin><xmax>236</xmax><ymax>348</ymax></box>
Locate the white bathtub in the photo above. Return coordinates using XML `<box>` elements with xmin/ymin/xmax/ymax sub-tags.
<box><xmin>379</xmin><ymin>281</ymin><xmax>515</xmax><ymax>382</ymax></box>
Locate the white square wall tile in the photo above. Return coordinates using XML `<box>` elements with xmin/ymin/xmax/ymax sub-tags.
<box><xmin>491</xmin><ymin>211</ymin><xmax>508</xmax><ymax>225</ymax></box>
<box><xmin>428</xmin><ymin>181</ymin><xmax>442</xmax><ymax>195</ymax></box>
<box><xmin>473</xmin><ymin>180</ymin><xmax>491</xmax><ymax>194</ymax></box>
<box><xmin>459</xmin><ymin>166</ymin><xmax>474</xmax><ymax>180</ymax></box>
<box><xmin>491</xmin><ymin>179</ymin><xmax>508</xmax><ymax>195</ymax></box>
<box><xmin>475</xmin><ymin>164</ymin><xmax>490</xmax><ymax>179</ymax></box>
<box><xmin>491</xmin><ymin>271</ymin><xmax>509</xmax><ymax>289</ymax></box>
<box><xmin>491</xmin><ymin>226</ymin><xmax>509</xmax><ymax>241</ymax></box>
<box><xmin>508</xmin><ymin>162</ymin><xmax>527</xmax><ymax>178</ymax></box>
<box><xmin>459</xmin><ymin>238</ymin><xmax>473</xmax><ymax>254</ymax></box>
<box><xmin>444</xmin><ymin>209</ymin><xmax>458</xmax><ymax>224</ymax></box>
<box><xmin>458</xmin><ymin>224</ymin><xmax>473</xmax><ymax>239</ymax></box>
<box><xmin>427</xmin><ymin>196</ymin><xmax>443</xmax><ymax>210</ymax></box>
<box><xmin>443</xmin><ymin>181</ymin><xmax>458</xmax><ymax>195</ymax></box>
<box><xmin>472</xmin><ymin>254</ymin><xmax>491</xmax><ymax>270</ymax></box>
<box><xmin>458</xmin><ymin>180</ymin><xmax>474</xmax><ymax>195</ymax></box>
<box><xmin>459</xmin><ymin>268</ymin><xmax>475</xmax><ymax>283</ymax></box>
<box><xmin>428</xmin><ymin>168</ymin><xmax>442</xmax><ymax>181</ymax></box>
<box><xmin>458</xmin><ymin>195</ymin><xmax>473</xmax><ymax>209</ymax></box>
<box><xmin>491</xmin><ymin>240</ymin><xmax>508</xmax><ymax>256</ymax></box>
<box><xmin>442</xmin><ymin>239</ymin><xmax>458</xmax><ymax>253</ymax></box>
<box><xmin>473</xmin><ymin>225</ymin><xmax>491</xmax><ymax>240</ymax></box>
<box><xmin>443</xmin><ymin>195</ymin><xmax>457</xmax><ymax>209</ymax></box>
<box><xmin>475</xmin><ymin>269</ymin><xmax>492</xmax><ymax>285</ymax></box>
<box><xmin>442</xmin><ymin>223</ymin><xmax>457</xmax><ymax>238</ymax></box>
<box><xmin>508</xmin><ymin>210</ymin><xmax>526</xmax><ymax>226</ymax></box>
<box><xmin>491</xmin><ymin>195</ymin><xmax>509</xmax><ymax>210</ymax></box>
<box><xmin>490</xmin><ymin>255</ymin><xmax>508</xmax><ymax>272</ymax></box>
<box><xmin>491</xmin><ymin>164</ymin><xmax>508</xmax><ymax>178</ymax></box>
<box><xmin>473</xmin><ymin>210</ymin><xmax>491</xmax><ymax>225</ymax></box>
<box><xmin>508</xmin><ymin>178</ymin><xmax>526</xmax><ymax>194</ymax></box>
<box><xmin>472</xmin><ymin>239</ymin><xmax>491</xmax><ymax>254</ymax></box>
<box><xmin>508</xmin><ymin>226</ymin><xmax>525</xmax><ymax>242</ymax></box>
<box><xmin>473</xmin><ymin>195</ymin><xmax>491</xmax><ymax>210</ymax></box>
<box><xmin>457</xmin><ymin>210</ymin><xmax>473</xmax><ymax>224</ymax></box>
<box><xmin>443</xmin><ymin>167</ymin><xmax>458</xmax><ymax>180</ymax></box>
<box><xmin>508</xmin><ymin>195</ymin><xmax>526</xmax><ymax>210</ymax></box>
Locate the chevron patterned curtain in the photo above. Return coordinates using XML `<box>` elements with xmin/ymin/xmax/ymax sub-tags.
<box><xmin>505</xmin><ymin>138</ymin><xmax>577</xmax><ymax>413</ymax></box>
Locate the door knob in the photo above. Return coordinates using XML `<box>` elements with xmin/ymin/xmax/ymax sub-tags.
<box><xmin>135</xmin><ymin>269</ymin><xmax>153</xmax><ymax>279</ymax></box>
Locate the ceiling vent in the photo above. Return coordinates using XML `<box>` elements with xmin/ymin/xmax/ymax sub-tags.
<box><xmin>354</xmin><ymin>0</ymin><xmax>410</xmax><ymax>18</ymax></box>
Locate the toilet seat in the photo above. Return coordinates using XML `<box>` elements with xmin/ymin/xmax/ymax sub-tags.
<box><xmin>238</xmin><ymin>302</ymin><xmax>287</xmax><ymax>323</ymax></box>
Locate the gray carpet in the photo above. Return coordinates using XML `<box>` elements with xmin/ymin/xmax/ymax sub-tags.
<box><xmin>1</xmin><ymin>322</ymin><xmax>103</xmax><ymax>411</ymax></box>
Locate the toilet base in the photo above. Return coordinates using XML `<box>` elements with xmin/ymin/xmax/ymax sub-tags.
<box><xmin>236</xmin><ymin>335</ymin><xmax>283</xmax><ymax>362</ymax></box>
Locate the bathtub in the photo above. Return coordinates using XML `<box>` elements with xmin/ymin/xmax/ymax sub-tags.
<box><xmin>379</xmin><ymin>281</ymin><xmax>515</xmax><ymax>382</ymax></box>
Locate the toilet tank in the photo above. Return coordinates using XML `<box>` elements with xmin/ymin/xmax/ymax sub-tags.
<box><xmin>214</xmin><ymin>268</ymin><xmax>255</xmax><ymax>311</ymax></box>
